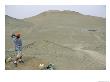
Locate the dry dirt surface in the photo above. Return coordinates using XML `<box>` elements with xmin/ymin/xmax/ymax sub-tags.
<box><xmin>5</xmin><ymin>10</ymin><xmax>106</xmax><ymax>70</ymax></box>
<box><xmin>5</xmin><ymin>56</ymin><xmax>49</xmax><ymax>70</ymax></box>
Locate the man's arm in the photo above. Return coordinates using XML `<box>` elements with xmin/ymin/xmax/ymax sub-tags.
<box><xmin>11</xmin><ymin>34</ymin><xmax>16</xmax><ymax>43</ymax></box>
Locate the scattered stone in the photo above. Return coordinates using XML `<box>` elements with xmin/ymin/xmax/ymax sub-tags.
<box><xmin>46</xmin><ymin>63</ymin><xmax>55</xmax><ymax>70</ymax></box>
<box><xmin>5</xmin><ymin>57</ymin><xmax>13</xmax><ymax>63</ymax></box>
<box><xmin>39</xmin><ymin>63</ymin><xmax>55</xmax><ymax>70</ymax></box>
<box><xmin>88</xmin><ymin>29</ymin><xmax>97</xmax><ymax>32</ymax></box>
<box><xmin>39</xmin><ymin>64</ymin><xmax>45</xmax><ymax>70</ymax></box>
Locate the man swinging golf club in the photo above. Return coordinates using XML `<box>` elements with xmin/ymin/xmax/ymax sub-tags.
<box><xmin>11</xmin><ymin>32</ymin><xmax>24</xmax><ymax>67</ymax></box>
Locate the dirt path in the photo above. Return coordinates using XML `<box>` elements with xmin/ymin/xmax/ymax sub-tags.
<box><xmin>74</xmin><ymin>44</ymin><xmax>105</xmax><ymax>65</ymax></box>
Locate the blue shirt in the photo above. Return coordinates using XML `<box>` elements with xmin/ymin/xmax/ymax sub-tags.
<box><xmin>13</xmin><ymin>37</ymin><xmax>22</xmax><ymax>51</ymax></box>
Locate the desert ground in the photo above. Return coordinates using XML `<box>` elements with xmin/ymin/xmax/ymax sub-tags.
<box><xmin>5</xmin><ymin>10</ymin><xmax>106</xmax><ymax>70</ymax></box>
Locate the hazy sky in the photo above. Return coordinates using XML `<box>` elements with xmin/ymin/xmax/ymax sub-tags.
<box><xmin>5</xmin><ymin>5</ymin><xmax>106</xmax><ymax>19</ymax></box>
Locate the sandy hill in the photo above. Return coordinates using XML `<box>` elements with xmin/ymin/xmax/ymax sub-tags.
<box><xmin>5</xmin><ymin>10</ymin><xmax>106</xmax><ymax>70</ymax></box>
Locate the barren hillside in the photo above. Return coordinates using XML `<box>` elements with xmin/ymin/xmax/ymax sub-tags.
<box><xmin>5</xmin><ymin>10</ymin><xmax>106</xmax><ymax>70</ymax></box>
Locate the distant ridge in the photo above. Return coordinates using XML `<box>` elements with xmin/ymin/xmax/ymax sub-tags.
<box><xmin>24</xmin><ymin>10</ymin><xmax>105</xmax><ymax>19</ymax></box>
<box><xmin>5</xmin><ymin>15</ymin><xmax>20</xmax><ymax>20</ymax></box>
<box><xmin>37</xmin><ymin>10</ymin><xmax>82</xmax><ymax>16</ymax></box>
<box><xmin>6</xmin><ymin>10</ymin><xmax>105</xmax><ymax>20</ymax></box>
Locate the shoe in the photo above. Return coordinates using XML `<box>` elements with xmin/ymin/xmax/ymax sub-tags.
<box><xmin>13</xmin><ymin>62</ymin><xmax>17</xmax><ymax>67</ymax></box>
<box><xmin>19</xmin><ymin>60</ymin><xmax>24</xmax><ymax>63</ymax></box>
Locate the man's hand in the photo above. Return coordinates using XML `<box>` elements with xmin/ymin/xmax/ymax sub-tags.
<box><xmin>11</xmin><ymin>34</ymin><xmax>15</xmax><ymax>38</ymax></box>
